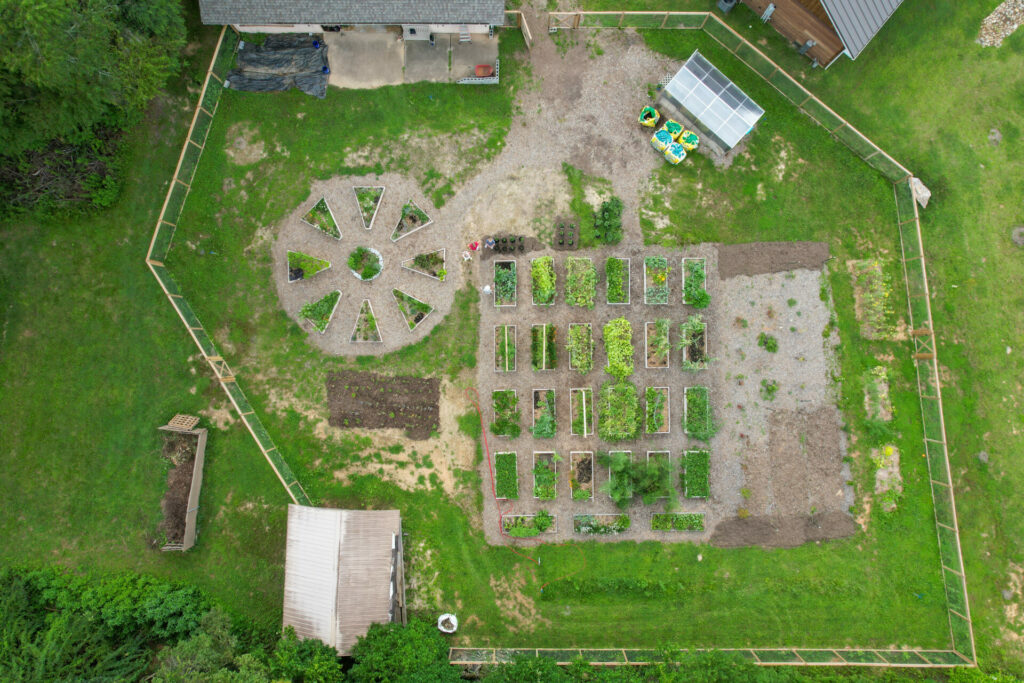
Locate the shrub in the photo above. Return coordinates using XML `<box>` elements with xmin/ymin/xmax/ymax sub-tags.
<box><xmin>603</xmin><ymin>317</ymin><xmax>634</xmax><ymax>380</ymax></box>
<box><xmin>598</xmin><ymin>451</ymin><xmax>634</xmax><ymax>508</ymax></box>
<box><xmin>757</xmin><ymin>332</ymin><xmax>779</xmax><ymax>353</ymax></box>
<box><xmin>567</xmin><ymin>324</ymin><xmax>593</xmax><ymax>374</ymax></box>
<box><xmin>531</xmin><ymin>256</ymin><xmax>556</xmax><ymax>305</ymax></box>
<box><xmin>683</xmin><ymin>450</ymin><xmax>710</xmax><ymax>498</ymax></box>
<box><xmin>685</xmin><ymin>386</ymin><xmax>716</xmax><ymax>442</ymax></box>
<box><xmin>634</xmin><ymin>456</ymin><xmax>673</xmax><ymax>504</ymax></box>
<box><xmin>494</xmin><ymin>262</ymin><xmax>517</xmax><ymax>304</ymax></box>
<box><xmin>565</xmin><ymin>257</ymin><xmax>597</xmax><ymax>308</ymax></box>
<box><xmin>597</xmin><ymin>381</ymin><xmax>641</xmax><ymax>441</ymax></box>
<box><xmin>490</xmin><ymin>390</ymin><xmax>521</xmax><ymax>438</ymax></box>
<box><xmin>683</xmin><ymin>259</ymin><xmax>710</xmax><ymax>308</ymax></box>
<box><xmin>349</xmin><ymin>619</ymin><xmax>458</xmax><ymax>683</ymax></box>
<box><xmin>606</xmin><ymin>257</ymin><xmax>629</xmax><ymax>303</ymax></box>
<box><xmin>495</xmin><ymin>453</ymin><xmax>518</xmax><ymax>499</ymax></box>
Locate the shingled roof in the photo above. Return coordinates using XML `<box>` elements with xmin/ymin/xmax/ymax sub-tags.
<box><xmin>199</xmin><ymin>0</ymin><xmax>506</xmax><ymax>26</ymax></box>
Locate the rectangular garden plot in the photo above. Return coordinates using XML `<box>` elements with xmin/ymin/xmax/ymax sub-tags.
<box><xmin>679</xmin><ymin>314</ymin><xmax>707</xmax><ymax>370</ymax></box>
<box><xmin>605</xmin><ymin>257</ymin><xmax>630</xmax><ymax>304</ymax></box>
<box><xmin>325</xmin><ymin>370</ymin><xmax>439</xmax><ymax>439</ymax></box>
<box><xmin>682</xmin><ymin>257</ymin><xmax>709</xmax><ymax>308</ymax></box>
<box><xmin>684</xmin><ymin>386</ymin><xmax>714</xmax><ymax>442</ymax></box>
<box><xmin>645</xmin><ymin>386</ymin><xmax>670</xmax><ymax>435</ymax></box>
<box><xmin>350</xmin><ymin>299</ymin><xmax>382</xmax><ymax>342</ymax></box>
<box><xmin>494</xmin><ymin>325</ymin><xmax>516</xmax><ymax>373</ymax></box>
<box><xmin>646</xmin><ymin>451</ymin><xmax>673</xmax><ymax>499</ymax></box>
<box><xmin>531</xmin><ymin>389</ymin><xmax>557</xmax><ymax>438</ymax></box>
<box><xmin>531</xmin><ymin>324</ymin><xmax>557</xmax><ymax>371</ymax></box>
<box><xmin>495</xmin><ymin>452</ymin><xmax>518</xmax><ymax>500</ymax></box>
<box><xmin>651</xmin><ymin>513</ymin><xmax>705</xmax><ymax>532</ymax></box>
<box><xmin>598</xmin><ymin>380</ymin><xmax>641</xmax><ymax>441</ymax></box>
<box><xmin>573</xmin><ymin>514</ymin><xmax>631</xmax><ymax>535</ymax></box>
<box><xmin>643</xmin><ymin>256</ymin><xmax>670</xmax><ymax>304</ymax></box>
<box><xmin>565</xmin><ymin>257</ymin><xmax>596</xmax><ymax>308</ymax></box>
<box><xmin>490</xmin><ymin>390</ymin><xmax>521</xmax><ymax>438</ymax></box>
<box><xmin>569</xmin><ymin>451</ymin><xmax>594</xmax><ymax>501</ymax></box>
<box><xmin>645</xmin><ymin>319</ymin><xmax>670</xmax><ymax>369</ymax></box>
<box><xmin>682</xmin><ymin>450</ymin><xmax>709</xmax><ymax>498</ymax></box>
<box><xmin>391</xmin><ymin>199</ymin><xmax>432</xmax><ymax>241</ymax></box>
<box><xmin>531</xmin><ymin>256</ymin><xmax>556</xmax><ymax>306</ymax></box>
<box><xmin>567</xmin><ymin>323</ymin><xmax>593</xmax><ymax>374</ymax></box>
<box><xmin>533</xmin><ymin>452</ymin><xmax>558</xmax><ymax>500</ymax></box>
<box><xmin>570</xmin><ymin>388</ymin><xmax>593</xmax><ymax>437</ymax></box>
<box><xmin>503</xmin><ymin>512</ymin><xmax>556</xmax><ymax>537</ymax></box>
<box><xmin>494</xmin><ymin>260</ymin><xmax>517</xmax><ymax>307</ymax></box>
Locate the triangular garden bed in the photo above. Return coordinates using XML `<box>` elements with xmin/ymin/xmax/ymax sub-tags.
<box><xmin>287</xmin><ymin>250</ymin><xmax>331</xmax><ymax>282</ymax></box>
<box><xmin>390</xmin><ymin>199</ymin><xmax>432</xmax><ymax>241</ymax></box>
<box><xmin>400</xmin><ymin>248</ymin><xmax>446</xmax><ymax>280</ymax></box>
<box><xmin>353</xmin><ymin>186</ymin><xmax>385</xmax><ymax>230</ymax></box>
<box><xmin>350</xmin><ymin>299</ymin><xmax>382</xmax><ymax>342</ymax></box>
<box><xmin>392</xmin><ymin>289</ymin><xmax>434</xmax><ymax>331</ymax></box>
<box><xmin>299</xmin><ymin>290</ymin><xmax>341</xmax><ymax>334</ymax></box>
<box><xmin>301</xmin><ymin>197</ymin><xmax>341</xmax><ymax>239</ymax></box>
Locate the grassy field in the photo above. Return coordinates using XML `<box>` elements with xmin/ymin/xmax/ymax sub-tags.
<box><xmin>1</xmin><ymin>0</ymin><xmax>1021</xmax><ymax>671</ymax></box>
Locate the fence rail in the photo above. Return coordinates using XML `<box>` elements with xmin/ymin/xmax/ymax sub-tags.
<box><xmin>145</xmin><ymin>26</ymin><xmax>311</xmax><ymax>507</ymax></box>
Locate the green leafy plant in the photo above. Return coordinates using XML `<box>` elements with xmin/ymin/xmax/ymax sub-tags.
<box><xmin>490</xmin><ymin>390</ymin><xmax>521</xmax><ymax>438</ymax></box>
<box><xmin>603</xmin><ymin>317</ymin><xmax>634</xmax><ymax>380</ymax></box>
<box><xmin>647</xmin><ymin>318</ymin><xmax>670</xmax><ymax>367</ymax></box>
<box><xmin>286</xmin><ymin>250</ymin><xmax>330</xmax><ymax>281</ymax></box>
<box><xmin>495</xmin><ymin>325</ymin><xmax>515</xmax><ymax>372</ymax></box>
<box><xmin>354</xmin><ymin>186</ymin><xmax>384</xmax><ymax>227</ymax></box>
<box><xmin>348</xmin><ymin>246</ymin><xmax>382</xmax><ymax>280</ymax></box>
<box><xmin>303</xmin><ymin>197</ymin><xmax>340</xmax><ymax>238</ymax></box>
<box><xmin>757</xmin><ymin>332</ymin><xmax>779</xmax><ymax>353</ymax></box>
<box><xmin>644</xmin><ymin>256</ymin><xmax>670</xmax><ymax>304</ymax></box>
<box><xmin>299</xmin><ymin>290</ymin><xmax>340</xmax><ymax>332</ymax></box>
<box><xmin>392</xmin><ymin>289</ymin><xmax>433</xmax><ymax>329</ymax></box>
<box><xmin>651</xmin><ymin>513</ymin><xmax>705</xmax><ymax>531</ymax></box>
<box><xmin>677</xmin><ymin>314</ymin><xmax>707</xmax><ymax>370</ymax></box>
<box><xmin>645</xmin><ymin>386</ymin><xmax>668</xmax><ymax>433</ymax></box>
<box><xmin>350</xmin><ymin>300</ymin><xmax>381</xmax><ymax>341</ymax></box>
<box><xmin>531</xmin><ymin>324</ymin><xmax>557</xmax><ymax>370</ymax></box>
<box><xmin>494</xmin><ymin>261</ymin><xmax>517</xmax><ymax>304</ymax></box>
<box><xmin>410</xmin><ymin>250</ymin><xmax>445</xmax><ymax>277</ymax></box>
<box><xmin>573</xmin><ymin>514</ymin><xmax>631</xmax><ymax>535</ymax></box>
<box><xmin>531</xmin><ymin>390</ymin><xmax>557</xmax><ymax>438</ymax></box>
<box><xmin>683</xmin><ymin>450</ymin><xmax>710</xmax><ymax>498</ymax></box>
<box><xmin>495</xmin><ymin>452</ymin><xmax>518</xmax><ymax>499</ymax></box>
<box><xmin>684</xmin><ymin>386</ymin><xmax>716</xmax><ymax>442</ymax></box>
<box><xmin>567</xmin><ymin>324</ymin><xmax>593</xmax><ymax>374</ymax></box>
<box><xmin>565</xmin><ymin>257</ymin><xmax>597</xmax><ymax>308</ymax></box>
<box><xmin>605</xmin><ymin>257</ymin><xmax>629</xmax><ymax>303</ymax></box>
<box><xmin>531</xmin><ymin>256</ymin><xmax>556</xmax><ymax>305</ymax></box>
<box><xmin>570</xmin><ymin>388</ymin><xmax>593</xmax><ymax>436</ymax></box>
<box><xmin>852</xmin><ymin>259</ymin><xmax>896</xmax><ymax>338</ymax></box>
<box><xmin>598</xmin><ymin>451</ymin><xmax>634</xmax><ymax>508</ymax></box>
<box><xmin>760</xmin><ymin>378</ymin><xmax>779</xmax><ymax>401</ymax></box>
<box><xmin>597</xmin><ymin>381</ymin><xmax>641</xmax><ymax>441</ymax></box>
<box><xmin>533</xmin><ymin>456</ymin><xmax>557</xmax><ymax>500</ymax></box>
<box><xmin>593</xmin><ymin>197</ymin><xmax>624</xmax><ymax>244</ymax></box>
<box><xmin>683</xmin><ymin>259</ymin><xmax>710</xmax><ymax>308</ymax></box>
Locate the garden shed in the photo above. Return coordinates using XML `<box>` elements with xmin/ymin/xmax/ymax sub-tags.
<box><xmin>282</xmin><ymin>505</ymin><xmax>405</xmax><ymax>655</ymax></box>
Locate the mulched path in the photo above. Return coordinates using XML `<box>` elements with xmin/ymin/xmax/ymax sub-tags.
<box><xmin>326</xmin><ymin>370</ymin><xmax>440</xmax><ymax>439</ymax></box>
<box><xmin>160</xmin><ymin>433</ymin><xmax>198</xmax><ymax>544</ymax></box>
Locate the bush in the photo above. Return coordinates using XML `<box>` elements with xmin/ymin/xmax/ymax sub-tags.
<box><xmin>348</xmin><ymin>619</ymin><xmax>459</xmax><ymax>683</ymax></box>
<box><xmin>597</xmin><ymin>381</ymin><xmax>641</xmax><ymax>441</ymax></box>
<box><xmin>757</xmin><ymin>332</ymin><xmax>779</xmax><ymax>353</ymax></box>
<box><xmin>603</xmin><ymin>317</ymin><xmax>634</xmax><ymax>380</ymax></box>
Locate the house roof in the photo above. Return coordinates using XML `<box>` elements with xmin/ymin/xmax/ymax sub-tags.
<box><xmin>820</xmin><ymin>0</ymin><xmax>905</xmax><ymax>58</ymax></box>
<box><xmin>199</xmin><ymin>0</ymin><xmax>506</xmax><ymax>27</ymax></box>
<box><xmin>282</xmin><ymin>505</ymin><xmax>401</xmax><ymax>656</ymax></box>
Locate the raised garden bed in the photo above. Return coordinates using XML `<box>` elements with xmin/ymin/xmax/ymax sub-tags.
<box><xmin>531</xmin><ymin>256</ymin><xmax>556</xmax><ymax>306</ymax></box>
<box><xmin>494</xmin><ymin>325</ymin><xmax>516</xmax><ymax>373</ymax></box>
<box><xmin>603</xmin><ymin>317</ymin><xmax>633</xmax><ymax>380</ymax></box>
<box><xmin>157</xmin><ymin>426</ymin><xmax>207</xmax><ymax>551</ymax></box>
<box><xmin>646</xmin><ymin>451</ymin><xmax>673</xmax><ymax>499</ymax></box>
<box><xmin>503</xmin><ymin>512</ymin><xmax>555</xmax><ymax>537</ymax></box>
<box><xmin>679</xmin><ymin>314</ymin><xmax>708</xmax><ymax>371</ymax></box>
<box><xmin>349</xmin><ymin>299</ymin><xmax>382</xmax><ymax>342</ymax></box>
<box><xmin>402</xmin><ymin>248</ymin><xmax>446</xmax><ymax>281</ymax></box>
<box><xmin>605</xmin><ymin>451</ymin><xmax>633</xmax><ymax>500</ymax></box>
<box><xmin>533</xmin><ymin>452</ymin><xmax>558</xmax><ymax>500</ymax></box>
<box><xmin>565</xmin><ymin>257</ymin><xmax>596</xmax><ymax>308</ymax></box>
<box><xmin>684</xmin><ymin>386</ymin><xmax>715</xmax><ymax>442</ymax></box>
<box><xmin>287</xmin><ymin>250</ymin><xmax>331</xmax><ymax>282</ymax></box>
<box><xmin>567</xmin><ymin>323</ymin><xmax>593</xmax><ymax>374</ymax></box>
<box><xmin>391</xmin><ymin>200</ymin><xmax>432</xmax><ymax>241</ymax></box>
<box><xmin>392</xmin><ymin>289</ymin><xmax>433</xmax><ymax>331</ymax></box>
<box><xmin>531</xmin><ymin>389</ymin><xmax>557</xmax><ymax>438</ymax></box>
<box><xmin>348</xmin><ymin>246</ymin><xmax>383</xmax><ymax>281</ymax></box>
<box><xmin>644</xmin><ymin>256</ymin><xmax>670</xmax><ymax>304</ymax></box>
<box><xmin>570</xmin><ymin>387</ymin><xmax>593</xmax><ymax>437</ymax></box>
<box><xmin>494</xmin><ymin>260</ymin><xmax>517</xmax><ymax>307</ymax></box>
<box><xmin>299</xmin><ymin>290</ymin><xmax>341</xmax><ymax>334</ymax></box>
<box><xmin>645</xmin><ymin>319</ymin><xmax>670</xmax><ymax>369</ymax></box>
<box><xmin>353</xmin><ymin>185</ymin><xmax>384</xmax><ymax>229</ymax></box>
<box><xmin>651</xmin><ymin>513</ymin><xmax>705</xmax><ymax>532</ymax></box>
<box><xmin>531</xmin><ymin>324</ymin><xmax>557</xmax><ymax>371</ymax></box>
<box><xmin>606</xmin><ymin>257</ymin><xmax>630</xmax><ymax>304</ymax></box>
<box><xmin>573</xmin><ymin>514</ymin><xmax>631</xmax><ymax>535</ymax></box>
<box><xmin>597</xmin><ymin>380</ymin><xmax>641</xmax><ymax>441</ymax></box>
<box><xmin>495</xmin><ymin>452</ymin><xmax>518</xmax><ymax>500</ymax></box>
<box><xmin>570</xmin><ymin>451</ymin><xmax>594</xmax><ymax>501</ymax></box>
<box><xmin>645</xmin><ymin>386</ymin><xmax>670</xmax><ymax>435</ymax></box>
<box><xmin>683</xmin><ymin>449</ymin><xmax>710</xmax><ymax>499</ymax></box>
<box><xmin>490</xmin><ymin>390</ymin><xmax>521</xmax><ymax>438</ymax></box>
<box><xmin>302</xmin><ymin>196</ymin><xmax>340</xmax><ymax>239</ymax></box>
<box><xmin>682</xmin><ymin>258</ymin><xmax>709</xmax><ymax>308</ymax></box>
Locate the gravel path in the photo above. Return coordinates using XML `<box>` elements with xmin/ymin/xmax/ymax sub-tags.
<box><xmin>978</xmin><ymin>0</ymin><xmax>1024</xmax><ymax>46</ymax></box>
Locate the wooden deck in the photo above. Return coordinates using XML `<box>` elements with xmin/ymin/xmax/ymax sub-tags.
<box><xmin>742</xmin><ymin>0</ymin><xmax>845</xmax><ymax>66</ymax></box>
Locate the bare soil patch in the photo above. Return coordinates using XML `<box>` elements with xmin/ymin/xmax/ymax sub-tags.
<box><xmin>326</xmin><ymin>370</ymin><xmax>439</xmax><ymax>439</ymax></box>
<box><xmin>224</xmin><ymin>123</ymin><xmax>267</xmax><ymax>165</ymax></box>
<box><xmin>159</xmin><ymin>433</ymin><xmax>198</xmax><ymax>544</ymax></box>
<box><xmin>710</xmin><ymin>511</ymin><xmax>857</xmax><ymax>548</ymax></box>
<box><xmin>717</xmin><ymin>241</ymin><xmax>829</xmax><ymax>279</ymax></box>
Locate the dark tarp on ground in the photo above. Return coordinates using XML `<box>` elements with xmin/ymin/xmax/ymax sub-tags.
<box><xmin>226</xmin><ymin>33</ymin><xmax>329</xmax><ymax>99</ymax></box>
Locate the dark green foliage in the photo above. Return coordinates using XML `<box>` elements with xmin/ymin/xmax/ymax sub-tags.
<box><xmin>267</xmin><ymin>626</ymin><xmax>344</xmax><ymax>682</ymax></box>
<box><xmin>287</xmin><ymin>250</ymin><xmax>331</xmax><ymax>281</ymax></box>
<box><xmin>393</xmin><ymin>289</ymin><xmax>433</xmax><ymax>329</ymax></box>
<box><xmin>599</xmin><ymin>451</ymin><xmax>635</xmax><ymax>507</ymax></box>
<box><xmin>597</xmin><ymin>381</ymin><xmax>641</xmax><ymax>441</ymax></box>
<box><xmin>573</xmin><ymin>514</ymin><xmax>631</xmax><ymax>535</ymax></box>
<box><xmin>531</xmin><ymin>389</ymin><xmax>557</xmax><ymax>438</ymax></box>
<box><xmin>683</xmin><ymin>450</ymin><xmax>710</xmax><ymax>499</ymax></box>
<box><xmin>603</xmin><ymin>317</ymin><xmax>634</xmax><ymax>380</ymax></box>
<box><xmin>644</xmin><ymin>256</ymin><xmax>670</xmax><ymax>304</ymax></box>
<box><xmin>533</xmin><ymin>456</ymin><xmax>557</xmax><ymax>500</ymax></box>
<box><xmin>494</xmin><ymin>261</ymin><xmax>517</xmax><ymax>304</ymax></box>
<box><xmin>683</xmin><ymin>259</ymin><xmax>710</xmax><ymax>308</ymax></box>
<box><xmin>757</xmin><ymin>332</ymin><xmax>779</xmax><ymax>353</ymax></box>
<box><xmin>645</xmin><ymin>386</ymin><xmax>668</xmax><ymax>433</ymax></box>
<box><xmin>299</xmin><ymin>291</ymin><xmax>340</xmax><ymax>332</ymax></box>
<box><xmin>684</xmin><ymin>386</ymin><xmax>716</xmax><ymax>442</ymax></box>
<box><xmin>635</xmin><ymin>455</ymin><xmax>673</xmax><ymax>504</ymax></box>
<box><xmin>531</xmin><ymin>323</ymin><xmax>557</xmax><ymax>370</ymax></box>
<box><xmin>348</xmin><ymin>619</ymin><xmax>460</xmax><ymax>683</ymax></box>
<box><xmin>593</xmin><ymin>197</ymin><xmax>624</xmax><ymax>244</ymax></box>
<box><xmin>605</xmin><ymin>257</ymin><xmax>629</xmax><ymax>303</ymax></box>
<box><xmin>349</xmin><ymin>247</ymin><xmax>382</xmax><ymax>280</ymax></box>
<box><xmin>652</xmin><ymin>513</ymin><xmax>705</xmax><ymax>531</ymax></box>
<box><xmin>597</xmin><ymin>451</ymin><xmax>672</xmax><ymax>506</ymax></box>
<box><xmin>490</xmin><ymin>390</ymin><xmax>521</xmax><ymax>438</ymax></box>
<box><xmin>495</xmin><ymin>452</ymin><xmax>518</xmax><ymax>499</ymax></box>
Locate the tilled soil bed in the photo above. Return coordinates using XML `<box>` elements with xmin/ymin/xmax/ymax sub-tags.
<box><xmin>327</xmin><ymin>370</ymin><xmax>440</xmax><ymax>439</ymax></box>
<box><xmin>160</xmin><ymin>433</ymin><xmax>198</xmax><ymax>544</ymax></box>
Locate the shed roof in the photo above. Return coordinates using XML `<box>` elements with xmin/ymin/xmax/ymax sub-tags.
<box><xmin>820</xmin><ymin>0</ymin><xmax>905</xmax><ymax>58</ymax></box>
<box><xmin>199</xmin><ymin>0</ymin><xmax>506</xmax><ymax>26</ymax></box>
<box><xmin>282</xmin><ymin>505</ymin><xmax>401</xmax><ymax>655</ymax></box>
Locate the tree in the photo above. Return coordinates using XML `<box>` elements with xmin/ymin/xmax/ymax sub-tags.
<box><xmin>348</xmin><ymin>619</ymin><xmax>461</xmax><ymax>683</ymax></box>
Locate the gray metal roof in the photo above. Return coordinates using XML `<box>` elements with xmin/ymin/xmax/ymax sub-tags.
<box><xmin>820</xmin><ymin>0</ymin><xmax>905</xmax><ymax>59</ymax></box>
<box><xmin>282</xmin><ymin>505</ymin><xmax>401</xmax><ymax>656</ymax></box>
<box><xmin>199</xmin><ymin>0</ymin><xmax>506</xmax><ymax>26</ymax></box>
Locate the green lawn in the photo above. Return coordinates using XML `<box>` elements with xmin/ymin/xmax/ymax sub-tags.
<box><xmin>1</xmin><ymin>0</ymin><xmax>1021</xmax><ymax>672</ymax></box>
